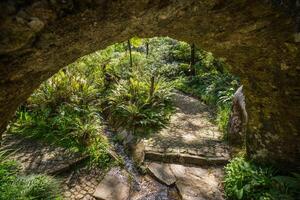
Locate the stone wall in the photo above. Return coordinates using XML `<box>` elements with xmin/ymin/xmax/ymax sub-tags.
<box><xmin>0</xmin><ymin>0</ymin><xmax>299</xmax><ymax>170</ymax></box>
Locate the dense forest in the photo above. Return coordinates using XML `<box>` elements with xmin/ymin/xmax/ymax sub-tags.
<box><xmin>1</xmin><ymin>37</ymin><xmax>299</xmax><ymax>200</ymax></box>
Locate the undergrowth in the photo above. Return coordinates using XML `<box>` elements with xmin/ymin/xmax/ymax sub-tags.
<box><xmin>224</xmin><ymin>156</ymin><xmax>300</xmax><ymax>200</ymax></box>
<box><xmin>9</xmin><ymin>59</ymin><xmax>112</xmax><ymax>167</ymax></box>
<box><xmin>105</xmin><ymin>76</ymin><xmax>174</xmax><ymax>138</ymax></box>
<box><xmin>0</xmin><ymin>151</ymin><xmax>62</xmax><ymax>200</ymax></box>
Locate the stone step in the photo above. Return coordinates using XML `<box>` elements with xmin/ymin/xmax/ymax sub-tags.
<box><xmin>144</xmin><ymin>150</ymin><xmax>229</xmax><ymax>166</ymax></box>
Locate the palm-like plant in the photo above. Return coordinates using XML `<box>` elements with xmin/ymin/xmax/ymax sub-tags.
<box><xmin>106</xmin><ymin>75</ymin><xmax>174</xmax><ymax>138</ymax></box>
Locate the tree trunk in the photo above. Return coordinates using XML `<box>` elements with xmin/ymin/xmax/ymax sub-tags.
<box><xmin>190</xmin><ymin>43</ymin><xmax>196</xmax><ymax>76</ymax></box>
<box><xmin>128</xmin><ymin>39</ymin><xmax>133</xmax><ymax>68</ymax></box>
<box><xmin>146</xmin><ymin>42</ymin><xmax>149</xmax><ymax>57</ymax></box>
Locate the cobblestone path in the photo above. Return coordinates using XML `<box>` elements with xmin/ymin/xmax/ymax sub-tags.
<box><xmin>1</xmin><ymin>134</ymin><xmax>103</xmax><ymax>200</ymax></box>
<box><xmin>143</xmin><ymin>91</ymin><xmax>230</xmax><ymax>165</ymax></box>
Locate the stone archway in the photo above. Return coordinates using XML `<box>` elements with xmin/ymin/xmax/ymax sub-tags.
<box><xmin>1</xmin><ymin>0</ymin><xmax>299</xmax><ymax>170</ymax></box>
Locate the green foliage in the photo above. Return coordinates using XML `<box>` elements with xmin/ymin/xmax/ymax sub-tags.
<box><xmin>0</xmin><ymin>151</ymin><xmax>61</xmax><ymax>200</ymax></box>
<box><xmin>177</xmin><ymin>71</ymin><xmax>238</xmax><ymax>106</ymax></box>
<box><xmin>169</xmin><ymin>40</ymin><xmax>190</xmax><ymax>62</ymax></box>
<box><xmin>9</xmin><ymin>36</ymin><xmax>238</xmax><ymax>165</ymax></box>
<box><xmin>9</xmin><ymin>54</ymin><xmax>111</xmax><ymax>167</ymax></box>
<box><xmin>130</xmin><ymin>37</ymin><xmax>143</xmax><ymax>48</ymax></box>
<box><xmin>87</xmin><ymin>136</ymin><xmax>111</xmax><ymax>168</ymax></box>
<box><xmin>105</xmin><ymin>76</ymin><xmax>174</xmax><ymax>138</ymax></box>
<box><xmin>224</xmin><ymin>157</ymin><xmax>274</xmax><ymax>200</ymax></box>
<box><xmin>224</xmin><ymin>157</ymin><xmax>300</xmax><ymax>200</ymax></box>
<box><xmin>20</xmin><ymin>175</ymin><xmax>61</xmax><ymax>200</ymax></box>
<box><xmin>216</xmin><ymin>105</ymin><xmax>231</xmax><ymax>138</ymax></box>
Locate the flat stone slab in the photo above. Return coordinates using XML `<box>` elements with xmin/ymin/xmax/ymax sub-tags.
<box><xmin>147</xmin><ymin>162</ymin><xmax>176</xmax><ymax>186</ymax></box>
<box><xmin>145</xmin><ymin>151</ymin><xmax>229</xmax><ymax>166</ymax></box>
<box><xmin>147</xmin><ymin>162</ymin><xmax>224</xmax><ymax>200</ymax></box>
<box><xmin>143</xmin><ymin>91</ymin><xmax>230</xmax><ymax>166</ymax></box>
<box><xmin>93</xmin><ymin>167</ymin><xmax>130</xmax><ymax>200</ymax></box>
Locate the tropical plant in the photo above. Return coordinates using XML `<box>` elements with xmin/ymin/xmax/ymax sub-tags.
<box><xmin>224</xmin><ymin>156</ymin><xmax>300</xmax><ymax>200</ymax></box>
<box><xmin>9</xmin><ymin>54</ymin><xmax>111</xmax><ymax>166</ymax></box>
<box><xmin>105</xmin><ymin>76</ymin><xmax>174</xmax><ymax>138</ymax></box>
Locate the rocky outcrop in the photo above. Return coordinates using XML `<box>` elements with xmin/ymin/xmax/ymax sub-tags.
<box><xmin>228</xmin><ymin>85</ymin><xmax>247</xmax><ymax>145</ymax></box>
<box><xmin>0</xmin><ymin>0</ymin><xmax>299</xmax><ymax>170</ymax></box>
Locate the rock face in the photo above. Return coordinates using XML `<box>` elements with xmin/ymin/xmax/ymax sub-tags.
<box><xmin>0</xmin><ymin>1</ymin><xmax>299</xmax><ymax>170</ymax></box>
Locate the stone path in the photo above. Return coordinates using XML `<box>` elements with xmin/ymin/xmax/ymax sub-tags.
<box><xmin>61</xmin><ymin>166</ymin><xmax>105</xmax><ymax>200</ymax></box>
<box><xmin>1</xmin><ymin>134</ymin><xmax>87</xmax><ymax>174</ymax></box>
<box><xmin>1</xmin><ymin>91</ymin><xmax>230</xmax><ymax>200</ymax></box>
<box><xmin>139</xmin><ymin>91</ymin><xmax>230</xmax><ymax>199</ymax></box>
<box><xmin>143</xmin><ymin>91</ymin><xmax>230</xmax><ymax>166</ymax></box>
<box><xmin>1</xmin><ymin>134</ymin><xmax>103</xmax><ymax>200</ymax></box>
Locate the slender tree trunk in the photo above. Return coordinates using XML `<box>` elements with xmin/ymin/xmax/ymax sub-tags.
<box><xmin>128</xmin><ymin>39</ymin><xmax>133</xmax><ymax>68</ymax></box>
<box><xmin>149</xmin><ymin>76</ymin><xmax>155</xmax><ymax>97</ymax></box>
<box><xmin>190</xmin><ymin>43</ymin><xmax>196</xmax><ymax>76</ymax></box>
<box><xmin>146</xmin><ymin>42</ymin><xmax>149</xmax><ymax>57</ymax></box>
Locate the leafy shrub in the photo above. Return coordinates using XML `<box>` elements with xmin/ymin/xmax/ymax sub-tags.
<box><xmin>224</xmin><ymin>157</ymin><xmax>299</xmax><ymax>200</ymax></box>
<box><xmin>11</xmin><ymin>105</ymin><xmax>101</xmax><ymax>149</ymax></box>
<box><xmin>0</xmin><ymin>153</ymin><xmax>21</xmax><ymax>200</ymax></box>
<box><xmin>105</xmin><ymin>76</ymin><xmax>174</xmax><ymax>138</ymax></box>
<box><xmin>224</xmin><ymin>157</ymin><xmax>274</xmax><ymax>200</ymax></box>
<box><xmin>216</xmin><ymin>105</ymin><xmax>231</xmax><ymax>137</ymax></box>
<box><xmin>107</xmin><ymin>51</ymin><xmax>147</xmax><ymax>80</ymax></box>
<box><xmin>169</xmin><ymin>40</ymin><xmax>190</xmax><ymax>62</ymax></box>
<box><xmin>21</xmin><ymin>174</ymin><xmax>61</xmax><ymax>200</ymax></box>
<box><xmin>87</xmin><ymin>137</ymin><xmax>112</xmax><ymax>168</ymax></box>
<box><xmin>9</xmin><ymin>56</ymin><xmax>111</xmax><ymax>166</ymax></box>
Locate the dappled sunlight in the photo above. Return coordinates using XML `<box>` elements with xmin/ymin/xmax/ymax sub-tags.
<box><xmin>2</xmin><ymin>32</ymin><xmax>298</xmax><ymax>200</ymax></box>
